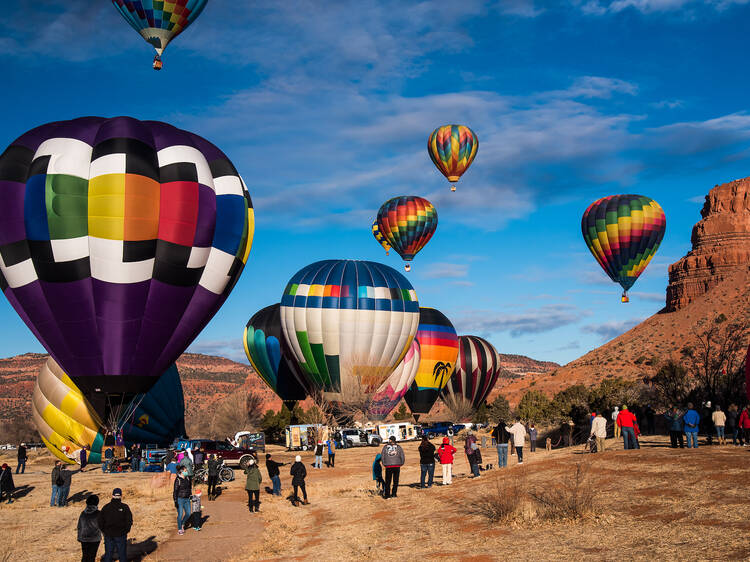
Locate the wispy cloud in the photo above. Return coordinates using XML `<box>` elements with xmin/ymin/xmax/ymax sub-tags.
<box><xmin>578</xmin><ymin>0</ymin><xmax>748</xmax><ymax>15</ymax></box>
<box><xmin>456</xmin><ymin>304</ymin><xmax>590</xmax><ymax>337</ymax></box>
<box><xmin>187</xmin><ymin>339</ymin><xmax>248</xmax><ymax>364</ymax></box>
<box><xmin>581</xmin><ymin>317</ymin><xmax>644</xmax><ymax>340</ymax></box>
<box><xmin>421</xmin><ymin>263</ymin><xmax>471</xmax><ymax>279</ymax></box>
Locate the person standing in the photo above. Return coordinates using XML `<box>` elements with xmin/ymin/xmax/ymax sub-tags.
<box><xmin>611</xmin><ymin>407</ymin><xmax>620</xmax><ymax>439</ymax></box>
<box><xmin>290</xmin><ymin>455</ymin><xmax>309</xmax><ymax>506</ymax></box>
<box><xmin>193</xmin><ymin>447</ymin><xmax>205</xmax><ymax>468</ymax></box>
<box><xmin>380</xmin><ymin>436</ymin><xmax>405</xmax><ymax>499</ymax></box>
<box><xmin>712</xmin><ymin>405</ymin><xmax>726</xmax><ymax>445</ymax></box>
<box><xmin>590</xmin><ymin>412</ymin><xmax>607</xmax><ymax>453</ymax></box>
<box><xmin>173</xmin><ymin>466</ymin><xmax>192</xmax><ymax>534</ymax></box>
<box><xmin>58</xmin><ymin>463</ymin><xmax>74</xmax><ymax>507</ymax></box>
<box><xmin>326</xmin><ymin>438</ymin><xmax>336</xmax><ymax>468</ymax></box>
<box><xmin>206</xmin><ymin>454</ymin><xmax>221</xmax><ymax>500</ymax></box>
<box><xmin>264</xmin><ymin>454</ymin><xmax>285</xmax><ymax>498</ymax></box>
<box><xmin>102</xmin><ymin>446</ymin><xmax>114</xmax><ymax>473</ymax></box>
<box><xmin>645</xmin><ymin>405</ymin><xmax>656</xmax><ymax>435</ymax></box>
<box><xmin>616</xmin><ymin>406</ymin><xmax>637</xmax><ymax>450</ymax></box>
<box><xmin>129</xmin><ymin>444</ymin><xmax>139</xmax><ymax>472</ymax></box>
<box><xmin>77</xmin><ymin>494</ymin><xmax>101</xmax><ymax>562</ymax></box>
<box><xmin>418</xmin><ymin>435</ymin><xmax>436</xmax><ymax>488</ymax></box>
<box><xmin>98</xmin><ymin>488</ymin><xmax>132</xmax><ymax>562</ymax></box>
<box><xmin>50</xmin><ymin>460</ymin><xmax>62</xmax><ymax>507</ymax></box>
<box><xmin>738</xmin><ymin>405</ymin><xmax>750</xmax><ymax>446</ymax></box>
<box><xmin>16</xmin><ymin>443</ymin><xmax>27</xmax><ymax>474</ymax></box>
<box><xmin>726</xmin><ymin>404</ymin><xmax>739</xmax><ymax>446</ymax></box>
<box><xmin>528</xmin><ymin>424</ymin><xmax>538</xmax><ymax>453</ymax></box>
<box><xmin>437</xmin><ymin>437</ymin><xmax>457</xmax><ymax>485</ymax></box>
<box><xmin>0</xmin><ymin>463</ymin><xmax>15</xmax><ymax>504</ymax></box>
<box><xmin>464</xmin><ymin>430</ymin><xmax>480</xmax><ymax>477</ymax></box>
<box><xmin>178</xmin><ymin>452</ymin><xmax>194</xmax><ymax>481</ymax></box>
<box><xmin>664</xmin><ymin>407</ymin><xmax>684</xmax><ymax>448</ymax></box>
<box><xmin>683</xmin><ymin>403</ymin><xmax>701</xmax><ymax>449</ymax></box>
<box><xmin>506</xmin><ymin>418</ymin><xmax>527</xmax><ymax>464</ymax></box>
<box><xmin>492</xmin><ymin>422</ymin><xmax>511</xmax><ymax>469</ymax></box>
<box><xmin>244</xmin><ymin>458</ymin><xmax>262</xmax><ymax>513</ymax></box>
<box><xmin>79</xmin><ymin>446</ymin><xmax>89</xmax><ymax>472</ymax></box>
<box><xmin>313</xmin><ymin>441</ymin><xmax>324</xmax><ymax>469</ymax></box>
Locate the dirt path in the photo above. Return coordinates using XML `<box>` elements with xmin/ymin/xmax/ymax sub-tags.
<box><xmin>148</xmin><ymin>483</ymin><xmax>262</xmax><ymax>561</ymax></box>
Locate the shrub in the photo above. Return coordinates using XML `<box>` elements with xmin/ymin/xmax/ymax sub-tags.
<box><xmin>517</xmin><ymin>390</ymin><xmax>552</xmax><ymax>422</ymax></box>
<box><xmin>469</xmin><ymin>473</ymin><xmax>527</xmax><ymax>522</ymax></box>
<box><xmin>529</xmin><ymin>462</ymin><xmax>596</xmax><ymax>520</ymax></box>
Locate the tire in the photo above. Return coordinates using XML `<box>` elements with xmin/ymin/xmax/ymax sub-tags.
<box><xmin>427</xmin><ymin>433</ymin><xmax>435</xmax><ymax>440</ymax></box>
<box><xmin>346</xmin><ymin>439</ymin><xmax>354</xmax><ymax>448</ymax></box>
<box><xmin>447</xmin><ymin>429</ymin><xmax>454</xmax><ymax>437</ymax></box>
<box><xmin>370</xmin><ymin>437</ymin><xmax>381</xmax><ymax>447</ymax></box>
<box><xmin>239</xmin><ymin>455</ymin><xmax>253</xmax><ymax>470</ymax></box>
<box><xmin>194</xmin><ymin>469</ymin><xmax>207</xmax><ymax>483</ymax></box>
<box><xmin>302</xmin><ymin>445</ymin><xmax>308</xmax><ymax>451</ymax></box>
<box><xmin>220</xmin><ymin>467</ymin><xmax>234</xmax><ymax>482</ymax></box>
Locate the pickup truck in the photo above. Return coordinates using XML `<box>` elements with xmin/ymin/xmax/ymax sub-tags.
<box><xmin>421</xmin><ymin>422</ymin><xmax>465</xmax><ymax>439</ymax></box>
<box><xmin>172</xmin><ymin>438</ymin><xmax>259</xmax><ymax>469</ymax></box>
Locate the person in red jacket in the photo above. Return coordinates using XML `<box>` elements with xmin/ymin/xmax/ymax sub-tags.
<box><xmin>616</xmin><ymin>405</ymin><xmax>638</xmax><ymax>450</ymax></box>
<box><xmin>738</xmin><ymin>405</ymin><xmax>750</xmax><ymax>446</ymax></box>
<box><xmin>437</xmin><ymin>437</ymin><xmax>457</xmax><ymax>485</ymax></box>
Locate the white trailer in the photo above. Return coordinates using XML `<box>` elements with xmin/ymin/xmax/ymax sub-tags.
<box><xmin>377</xmin><ymin>422</ymin><xmax>419</xmax><ymax>442</ymax></box>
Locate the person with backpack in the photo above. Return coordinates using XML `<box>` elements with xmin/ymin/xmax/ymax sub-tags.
<box><xmin>380</xmin><ymin>436</ymin><xmax>405</xmax><ymax>499</ymax></box>
<box><xmin>173</xmin><ymin>466</ymin><xmax>192</xmax><ymax>534</ymax></box>
<box><xmin>77</xmin><ymin>494</ymin><xmax>101</xmax><ymax>562</ymax></box>
<box><xmin>16</xmin><ymin>443</ymin><xmax>27</xmax><ymax>474</ymax></box>
<box><xmin>244</xmin><ymin>458</ymin><xmax>262</xmax><ymax>513</ymax></box>
<box><xmin>464</xmin><ymin>431</ymin><xmax>480</xmax><ymax>477</ymax></box>
<box><xmin>437</xmin><ymin>437</ymin><xmax>457</xmax><ymax>485</ymax></box>
<box><xmin>290</xmin><ymin>455</ymin><xmax>309</xmax><ymax>506</ymax></box>
<box><xmin>418</xmin><ymin>435</ymin><xmax>436</xmax><ymax>488</ymax></box>
<box><xmin>98</xmin><ymin>488</ymin><xmax>132</xmax><ymax>562</ymax></box>
<box><xmin>683</xmin><ymin>403</ymin><xmax>701</xmax><ymax>448</ymax></box>
<box><xmin>0</xmin><ymin>463</ymin><xmax>15</xmax><ymax>504</ymax></box>
<box><xmin>492</xmin><ymin>421</ymin><xmax>511</xmax><ymax>468</ymax></box>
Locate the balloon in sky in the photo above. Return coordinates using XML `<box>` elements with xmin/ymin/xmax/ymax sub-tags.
<box><xmin>371</xmin><ymin>220</ymin><xmax>391</xmax><ymax>256</ymax></box>
<box><xmin>403</xmin><ymin>307</ymin><xmax>459</xmax><ymax>421</ymax></box>
<box><xmin>581</xmin><ymin>194</ymin><xmax>666</xmax><ymax>303</ymax></box>
<box><xmin>112</xmin><ymin>0</ymin><xmax>208</xmax><ymax>69</ymax></box>
<box><xmin>367</xmin><ymin>339</ymin><xmax>421</xmax><ymax>421</ymax></box>
<box><xmin>376</xmin><ymin>196</ymin><xmax>437</xmax><ymax>272</ymax></box>
<box><xmin>439</xmin><ymin>335</ymin><xmax>500</xmax><ymax>415</ymax></box>
<box><xmin>33</xmin><ymin>357</ymin><xmax>185</xmax><ymax>464</ymax></box>
<box><xmin>244</xmin><ymin>303</ymin><xmax>311</xmax><ymax>411</ymax></box>
<box><xmin>427</xmin><ymin>124</ymin><xmax>479</xmax><ymax>192</ymax></box>
<box><xmin>280</xmin><ymin>259</ymin><xmax>419</xmax><ymax>405</ymax></box>
<box><xmin>0</xmin><ymin>117</ymin><xmax>253</xmax><ymax>417</ymax></box>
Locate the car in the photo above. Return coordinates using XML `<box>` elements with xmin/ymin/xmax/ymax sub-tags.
<box><xmin>339</xmin><ymin>428</ymin><xmax>382</xmax><ymax>447</ymax></box>
<box><xmin>422</xmin><ymin>422</ymin><xmax>465</xmax><ymax>439</ymax></box>
<box><xmin>172</xmin><ymin>438</ymin><xmax>259</xmax><ymax>469</ymax></box>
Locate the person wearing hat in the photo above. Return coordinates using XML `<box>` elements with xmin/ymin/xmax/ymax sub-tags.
<box><xmin>244</xmin><ymin>457</ymin><xmax>263</xmax><ymax>513</ymax></box>
<box><xmin>77</xmin><ymin>494</ymin><xmax>101</xmax><ymax>562</ymax></box>
<box><xmin>97</xmin><ymin>488</ymin><xmax>132</xmax><ymax>561</ymax></box>
<box><xmin>0</xmin><ymin>463</ymin><xmax>15</xmax><ymax>504</ymax></box>
<box><xmin>616</xmin><ymin>405</ymin><xmax>638</xmax><ymax>450</ymax></box>
<box><xmin>437</xmin><ymin>437</ymin><xmax>457</xmax><ymax>485</ymax></box>
<box><xmin>16</xmin><ymin>442</ymin><xmax>27</xmax><ymax>474</ymax></box>
<box><xmin>290</xmin><ymin>455</ymin><xmax>309</xmax><ymax>506</ymax></box>
<box><xmin>265</xmin><ymin>453</ymin><xmax>286</xmax><ymax>497</ymax></box>
<box><xmin>380</xmin><ymin>436</ymin><xmax>405</xmax><ymax>499</ymax></box>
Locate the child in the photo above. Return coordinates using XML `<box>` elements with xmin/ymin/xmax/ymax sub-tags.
<box><xmin>437</xmin><ymin>437</ymin><xmax>457</xmax><ymax>485</ymax></box>
<box><xmin>327</xmin><ymin>438</ymin><xmax>336</xmax><ymax>468</ymax></box>
<box><xmin>372</xmin><ymin>453</ymin><xmax>384</xmax><ymax>496</ymax></box>
<box><xmin>528</xmin><ymin>424</ymin><xmax>538</xmax><ymax>453</ymax></box>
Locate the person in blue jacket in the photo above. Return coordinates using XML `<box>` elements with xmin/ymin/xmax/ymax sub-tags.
<box><xmin>683</xmin><ymin>403</ymin><xmax>701</xmax><ymax>448</ymax></box>
<box><xmin>372</xmin><ymin>453</ymin><xmax>384</xmax><ymax>496</ymax></box>
<box><xmin>326</xmin><ymin>438</ymin><xmax>336</xmax><ymax>468</ymax></box>
<box><xmin>664</xmin><ymin>406</ymin><xmax>684</xmax><ymax>448</ymax></box>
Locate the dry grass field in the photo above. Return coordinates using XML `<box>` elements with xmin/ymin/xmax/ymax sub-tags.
<box><xmin>2</xmin><ymin>434</ymin><xmax>749</xmax><ymax>561</ymax></box>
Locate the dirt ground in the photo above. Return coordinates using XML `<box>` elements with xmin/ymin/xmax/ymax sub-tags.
<box><xmin>2</xmin><ymin>434</ymin><xmax>750</xmax><ymax>561</ymax></box>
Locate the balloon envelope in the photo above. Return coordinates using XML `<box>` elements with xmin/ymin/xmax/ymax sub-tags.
<box><xmin>440</xmin><ymin>335</ymin><xmax>500</xmax><ymax>412</ymax></box>
<box><xmin>244</xmin><ymin>303</ymin><xmax>310</xmax><ymax>404</ymax></box>
<box><xmin>280</xmin><ymin>259</ymin><xmax>419</xmax><ymax>404</ymax></box>
<box><xmin>0</xmin><ymin>117</ymin><xmax>253</xmax><ymax>403</ymax></box>
<box><xmin>376</xmin><ymin>196</ymin><xmax>437</xmax><ymax>266</ymax></box>
<box><xmin>404</xmin><ymin>307</ymin><xmax>459</xmax><ymax>416</ymax></box>
<box><xmin>367</xmin><ymin>339</ymin><xmax>421</xmax><ymax>421</ymax></box>
<box><xmin>427</xmin><ymin>124</ymin><xmax>478</xmax><ymax>185</ymax></box>
<box><xmin>372</xmin><ymin>220</ymin><xmax>391</xmax><ymax>255</ymax></box>
<box><xmin>581</xmin><ymin>194</ymin><xmax>665</xmax><ymax>298</ymax></box>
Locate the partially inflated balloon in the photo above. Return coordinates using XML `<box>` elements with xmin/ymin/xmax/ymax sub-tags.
<box><xmin>440</xmin><ymin>335</ymin><xmax>500</xmax><ymax>413</ymax></box>
<box><xmin>372</xmin><ymin>220</ymin><xmax>391</xmax><ymax>256</ymax></box>
<box><xmin>244</xmin><ymin>303</ymin><xmax>310</xmax><ymax>408</ymax></box>
<box><xmin>0</xmin><ymin>117</ymin><xmax>253</xmax><ymax>411</ymax></box>
<box><xmin>376</xmin><ymin>196</ymin><xmax>437</xmax><ymax>272</ymax></box>
<box><xmin>112</xmin><ymin>0</ymin><xmax>208</xmax><ymax>69</ymax></box>
<box><xmin>367</xmin><ymin>339</ymin><xmax>421</xmax><ymax>421</ymax></box>
<box><xmin>428</xmin><ymin>125</ymin><xmax>478</xmax><ymax>191</ymax></box>
<box><xmin>581</xmin><ymin>194</ymin><xmax>665</xmax><ymax>302</ymax></box>
<box><xmin>404</xmin><ymin>307</ymin><xmax>459</xmax><ymax>420</ymax></box>
<box><xmin>280</xmin><ymin>260</ymin><xmax>419</xmax><ymax>404</ymax></box>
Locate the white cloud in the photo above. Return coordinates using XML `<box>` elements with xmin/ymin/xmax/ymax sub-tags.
<box><xmin>456</xmin><ymin>304</ymin><xmax>591</xmax><ymax>337</ymax></box>
<box><xmin>578</xmin><ymin>0</ymin><xmax>748</xmax><ymax>14</ymax></box>
<box><xmin>581</xmin><ymin>317</ymin><xmax>644</xmax><ymax>340</ymax></box>
<box><xmin>187</xmin><ymin>339</ymin><xmax>248</xmax><ymax>364</ymax></box>
<box><xmin>421</xmin><ymin>263</ymin><xmax>471</xmax><ymax>279</ymax></box>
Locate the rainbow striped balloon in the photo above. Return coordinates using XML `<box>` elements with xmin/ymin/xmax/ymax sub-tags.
<box><xmin>376</xmin><ymin>196</ymin><xmax>437</xmax><ymax>271</ymax></box>
<box><xmin>428</xmin><ymin>124</ymin><xmax>478</xmax><ymax>191</ymax></box>
<box><xmin>581</xmin><ymin>194</ymin><xmax>666</xmax><ymax>302</ymax></box>
<box><xmin>371</xmin><ymin>220</ymin><xmax>391</xmax><ymax>255</ymax></box>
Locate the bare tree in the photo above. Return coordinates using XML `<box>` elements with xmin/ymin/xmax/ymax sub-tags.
<box><xmin>208</xmin><ymin>390</ymin><xmax>264</xmax><ymax>439</ymax></box>
<box><xmin>440</xmin><ymin>394</ymin><xmax>475</xmax><ymax>422</ymax></box>
<box><xmin>647</xmin><ymin>360</ymin><xmax>693</xmax><ymax>408</ymax></box>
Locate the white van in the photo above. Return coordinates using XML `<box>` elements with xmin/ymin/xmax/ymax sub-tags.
<box><xmin>377</xmin><ymin>422</ymin><xmax>419</xmax><ymax>442</ymax></box>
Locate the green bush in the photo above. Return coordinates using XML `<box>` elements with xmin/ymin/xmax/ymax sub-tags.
<box><xmin>517</xmin><ymin>390</ymin><xmax>552</xmax><ymax>422</ymax></box>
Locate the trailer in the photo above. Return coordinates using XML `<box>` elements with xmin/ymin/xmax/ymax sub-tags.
<box><xmin>285</xmin><ymin>424</ymin><xmax>329</xmax><ymax>450</ymax></box>
<box><xmin>377</xmin><ymin>422</ymin><xmax>419</xmax><ymax>442</ymax></box>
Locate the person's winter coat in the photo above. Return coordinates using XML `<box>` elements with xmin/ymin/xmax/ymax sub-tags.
<box><xmin>327</xmin><ymin>440</ymin><xmax>336</xmax><ymax>455</ymax></box>
<box><xmin>418</xmin><ymin>440</ymin><xmax>436</xmax><ymax>464</ymax></box>
<box><xmin>0</xmin><ymin>467</ymin><xmax>14</xmax><ymax>493</ymax></box>
<box><xmin>193</xmin><ymin>451</ymin><xmax>204</xmax><ymax>466</ymax></box>
<box><xmin>58</xmin><ymin>466</ymin><xmax>73</xmax><ymax>487</ymax></box>
<box><xmin>506</xmin><ymin>422</ymin><xmax>526</xmax><ymax>447</ymax></box>
<box><xmin>265</xmin><ymin>459</ymin><xmax>284</xmax><ymax>479</ymax></box>
<box><xmin>712</xmin><ymin>410</ymin><xmax>726</xmax><ymax>427</ymax></box>
<box><xmin>290</xmin><ymin>461</ymin><xmax>307</xmax><ymax>485</ymax></box>
<box><xmin>314</xmin><ymin>443</ymin><xmax>324</xmax><ymax>456</ymax></box>
<box><xmin>51</xmin><ymin>465</ymin><xmax>62</xmax><ymax>486</ymax></box>
<box><xmin>664</xmin><ymin>411</ymin><xmax>683</xmax><ymax>432</ymax></box>
<box><xmin>80</xmin><ymin>448</ymin><xmax>87</xmax><ymax>466</ymax></box>
<box><xmin>173</xmin><ymin>474</ymin><xmax>192</xmax><ymax>502</ymax></box>
<box><xmin>725</xmin><ymin>409</ymin><xmax>738</xmax><ymax>429</ymax></box>
<box><xmin>97</xmin><ymin>499</ymin><xmax>133</xmax><ymax>538</ymax></box>
<box><xmin>683</xmin><ymin>409</ymin><xmax>700</xmax><ymax>432</ymax></box>
<box><xmin>77</xmin><ymin>505</ymin><xmax>101</xmax><ymax>543</ymax></box>
<box><xmin>492</xmin><ymin>424</ymin><xmax>511</xmax><ymax>444</ymax></box>
<box><xmin>464</xmin><ymin>434</ymin><xmax>477</xmax><ymax>456</ymax></box>
<box><xmin>372</xmin><ymin>454</ymin><xmax>383</xmax><ymax>481</ymax></box>
<box><xmin>207</xmin><ymin>458</ymin><xmax>221</xmax><ymax>477</ymax></box>
<box><xmin>616</xmin><ymin>410</ymin><xmax>637</xmax><ymax>428</ymax></box>
<box><xmin>739</xmin><ymin>409</ymin><xmax>750</xmax><ymax>429</ymax></box>
<box><xmin>17</xmin><ymin>445</ymin><xmax>26</xmax><ymax>461</ymax></box>
<box><xmin>437</xmin><ymin>440</ymin><xmax>457</xmax><ymax>464</ymax></box>
<box><xmin>528</xmin><ymin>427</ymin><xmax>538</xmax><ymax>441</ymax></box>
<box><xmin>244</xmin><ymin>465</ymin><xmax>262</xmax><ymax>491</ymax></box>
<box><xmin>380</xmin><ymin>442</ymin><xmax>405</xmax><ymax>467</ymax></box>
<box><xmin>178</xmin><ymin>456</ymin><xmax>194</xmax><ymax>477</ymax></box>
<box><xmin>590</xmin><ymin>415</ymin><xmax>607</xmax><ymax>438</ymax></box>
<box><xmin>469</xmin><ymin>444</ymin><xmax>483</xmax><ymax>465</ymax></box>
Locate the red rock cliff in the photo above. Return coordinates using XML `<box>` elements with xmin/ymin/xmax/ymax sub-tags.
<box><xmin>666</xmin><ymin>178</ymin><xmax>750</xmax><ymax>311</ymax></box>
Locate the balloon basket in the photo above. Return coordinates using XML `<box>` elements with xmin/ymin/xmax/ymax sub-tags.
<box><xmin>450</xmin><ymin>184</ymin><xmax>456</xmax><ymax>192</ymax></box>
<box><xmin>404</xmin><ymin>263</ymin><xmax>411</xmax><ymax>272</ymax></box>
<box><xmin>621</xmin><ymin>292</ymin><xmax>629</xmax><ymax>303</ymax></box>
<box><xmin>153</xmin><ymin>55</ymin><xmax>163</xmax><ymax>70</ymax></box>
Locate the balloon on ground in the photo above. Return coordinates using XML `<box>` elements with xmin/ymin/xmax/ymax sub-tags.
<box><xmin>367</xmin><ymin>339</ymin><xmax>421</xmax><ymax>421</ymax></box>
<box><xmin>280</xmin><ymin>259</ymin><xmax>419</xmax><ymax>405</ymax></box>
<box><xmin>376</xmin><ymin>196</ymin><xmax>437</xmax><ymax>272</ymax></box>
<box><xmin>0</xmin><ymin>116</ymin><xmax>253</xmax><ymax>421</ymax></box>
<box><xmin>244</xmin><ymin>303</ymin><xmax>311</xmax><ymax>411</ymax></box>
<box><xmin>427</xmin><ymin>124</ymin><xmax>478</xmax><ymax>192</ymax></box>
<box><xmin>404</xmin><ymin>307</ymin><xmax>459</xmax><ymax>421</ymax></box>
<box><xmin>581</xmin><ymin>194</ymin><xmax>666</xmax><ymax>303</ymax></box>
<box><xmin>440</xmin><ymin>335</ymin><xmax>500</xmax><ymax>415</ymax></box>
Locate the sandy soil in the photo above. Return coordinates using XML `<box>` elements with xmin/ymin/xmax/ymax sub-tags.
<box><xmin>2</xmin><ymin>434</ymin><xmax>750</xmax><ymax>561</ymax></box>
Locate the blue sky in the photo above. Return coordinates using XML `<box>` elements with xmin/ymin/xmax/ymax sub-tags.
<box><xmin>1</xmin><ymin>0</ymin><xmax>750</xmax><ymax>365</ymax></box>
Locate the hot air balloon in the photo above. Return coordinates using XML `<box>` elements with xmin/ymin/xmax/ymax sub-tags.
<box><xmin>581</xmin><ymin>194</ymin><xmax>666</xmax><ymax>303</ymax></box>
<box><xmin>280</xmin><ymin>260</ymin><xmax>419</xmax><ymax>406</ymax></box>
<box><xmin>32</xmin><ymin>357</ymin><xmax>185</xmax><ymax>464</ymax></box>
<box><xmin>367</xmin><ymin>339</ymin><xmax>421</xmax><ymax>421</ymax></box>
<box><xmin>439</xmin><ymin>336</ymin><xmax>500</xmax><ymax>417</ymax></box>
<box><xmin>428</xmin><ymin>124</ymin><xmax>478</xmax><ymax>192</ymax></box>
<box><xmin>0</xmin><ymin>117</ymin><xmax>253</xmax><ymax>424</ymax></box>
<box><xmin>376</xmin><ymin>196</ymin><xmax>437</xmax><ymax>272</ymax></box>
<box><xmin>112</xmin><ymin>0</ymin><xmax>208</xmax><ymax>69</ymax></box>
<box><xmin>372</xmin><ymin>220</ymin><xmax>391</xmax><ymax>256</ymax></box>
<box><xmin>403</xmin><ymin>307</ymin><xmax>459</xmax><ymax>422</ymax></box>
<box><xmin>244</xmin><ymin>304</ymin><xmax>311</xmax><ymax>412</ymax></box>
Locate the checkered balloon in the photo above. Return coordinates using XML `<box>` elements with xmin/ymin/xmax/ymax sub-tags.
<box><xmin>0</xmin><ymin>116</ymin><xmax>253</xmax><ymax>397</ymax></box>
